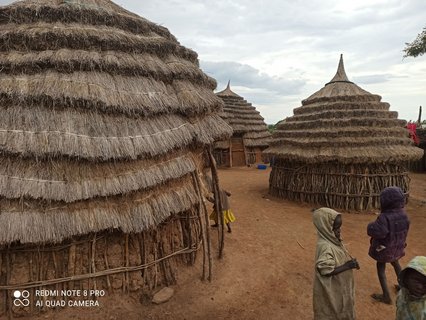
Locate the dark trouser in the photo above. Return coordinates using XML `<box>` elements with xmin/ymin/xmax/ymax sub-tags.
<box><xmin>377</xmin><ymin>260</ymin><xmax>402</xmax><ymax>299</ymax></box>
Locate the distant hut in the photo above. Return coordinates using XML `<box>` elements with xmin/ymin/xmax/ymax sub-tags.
<box><xmin>413</xmin><ymin>106</ymin><xmax>426</xmax><ymax>171</ymax></box>
<box><xmin>214</xmin><ymin>82</ymin><xmax>271</xmax><ymax>167</ymax></box>
<box><xmin>0</xmin><ymin>0</ymin><xmax>231</xmax><ymax>316</ymax></box>
<box><xmin>416</xmin><ymin>125</ymin><xmax>426</xmax><ymax>171</ymax></box>
<box><xmin>265</xmin><ymin>55</ymin><xmax>423</xmax><ymax>211</ymax></box>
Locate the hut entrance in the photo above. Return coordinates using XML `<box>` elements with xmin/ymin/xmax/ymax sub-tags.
<box><xmin>213</xmin><ymin>149</ymin><xmax>230</xmax><ymax>167</ymax></box>
<box><xmin>231</xmin><ymin>137</ymin><xmax>246</xmax><ymax>166</ymax></box>
<box><xmin>246</xmin><ymin>147</ymin><xmax>263</xmax><ymax>165</ymax></box>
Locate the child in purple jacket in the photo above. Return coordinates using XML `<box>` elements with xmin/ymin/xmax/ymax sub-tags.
<box><xmin>367</xmin><ymin>186</ymin><xmax>410</xmax><ymax>305</ymax></box>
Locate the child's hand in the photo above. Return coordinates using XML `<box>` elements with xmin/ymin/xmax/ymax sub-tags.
<box><xmin>345</xmin><ymin>259</ymin><xmax>360</xmax><ymax>270</ymax></box>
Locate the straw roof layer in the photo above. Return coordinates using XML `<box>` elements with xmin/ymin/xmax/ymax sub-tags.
<box><xmin>0</xmin><ymin>0</ymin><xmax>232</xmax><ymax>245</ymax></box>
<box><xmin>265</xmin><ymin>55</ymin><xmax>423</xmax><ymax>164</ymax></box>
<box><xmin>216</xmin><ymin>82</ymin><xmax>271</xmax><ymax>148</ymax></box>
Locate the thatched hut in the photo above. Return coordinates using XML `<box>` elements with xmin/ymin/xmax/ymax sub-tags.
<box><xmin>416</xmin><ymin>126</ymin><xmax>426</xmax><ymax>171</ymax></box>
<box><xmin>0</xmin><ymin>0</ymin><xmax>232</xmax><ymax>316</ymax></box>
<box><xmin>213</xmin><ymin>82</ymin><xmax>271</xmax><ymax>167</ymax></box>
<box><xmin>265</xmin><ymin>55</ymin><xmax>423</xmax><ymax>211</ymax></box>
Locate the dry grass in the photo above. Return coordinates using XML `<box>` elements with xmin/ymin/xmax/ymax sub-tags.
<box><xmin>0</xmin><ymin>175</ymin><xmax>199</xmax><ymax>244</ymax></box>
<box><xmin>0</xmin><ymin>0</ymin><xmax>232</xmax><ymax>247</ymax></box>
<box><xmin>215</xmin><ymin>86</ymin><xmax>271</xmax><ymax>149</ymax></box>
<box><xmin>265</xmin><ymin>56</ymin><xmax>423</xmax><ymax>209</ymax></box>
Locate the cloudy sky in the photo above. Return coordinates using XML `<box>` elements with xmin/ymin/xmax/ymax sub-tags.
<box><xmin>2</xmin><ymin>0</ymin><xmax>425</xmax><ymax>124</ymax></box>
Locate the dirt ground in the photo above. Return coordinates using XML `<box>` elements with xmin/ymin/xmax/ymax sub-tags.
<box><xmin>30</xmin><ymin>167</ymin><xmax>426</xmax><ymax>320</ymax></box>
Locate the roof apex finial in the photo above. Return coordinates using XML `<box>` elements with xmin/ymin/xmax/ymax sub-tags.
<box><xmin>327</xmin><ymin>54</ymin><xmax>350</xmax><ymax>84</ymax></box>
<box><xmin>216</xmin><ymin>80</ymin><xmax>241</xmax><ymax>97</ymax></box>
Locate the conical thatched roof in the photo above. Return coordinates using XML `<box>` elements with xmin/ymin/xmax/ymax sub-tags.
<box><xmin>265</xmin><ymin>55</ymin><xmax>423</xmax><ymax>163</ymax></box>
<box><xmin>0</xmin><ymin>0</ymin><xmax>232</xmax><ymax>245</ymax></box>
<box><xmin>216</xmin><ymin>81</ymin><xmax>270</xmax><ymax>147</ymax></box>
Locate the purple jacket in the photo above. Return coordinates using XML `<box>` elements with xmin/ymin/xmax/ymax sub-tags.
<box><xmin>367</xmin><ymin>187</ymin><xmax>410</xmax><ymax>263</ymax></box>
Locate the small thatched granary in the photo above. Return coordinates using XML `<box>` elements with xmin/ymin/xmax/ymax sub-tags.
<box><xmin>0</xmin><ymin>0</ymin><xmax>232</xmax><ymax>316</ymax></box>
<box><xmin>213</xmin><ymin>82</ymin><xmax>271</xmax><ymax>166</ymax></box>
<box><xmin>265</xmin><ymin>55</ymin><xmax>423</xmax><ymax>211</ymax></box>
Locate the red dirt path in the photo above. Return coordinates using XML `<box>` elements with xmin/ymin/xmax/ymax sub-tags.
<box><xmin>32</xmin><ymin>167</ymin><xmax>426</xmax><ymax>320</ymax></box>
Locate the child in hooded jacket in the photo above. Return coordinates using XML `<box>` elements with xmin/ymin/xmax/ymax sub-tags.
<box><xmin>367</xmin><ymin>186</ymin><xmax>410</xmax><ymax>305</ymax></box>
<box><xmin>313</xmin><ymin>207</ymin><xmax>360</xmax><ymax>320</ymax></box>
<box><xmin>396</xmin><ymin>256</ymin><xmax>426</xmax><ymax>320</ymax></box>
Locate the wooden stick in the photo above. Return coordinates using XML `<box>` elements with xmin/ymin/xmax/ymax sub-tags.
<box><xmin>103</xmin><ymin>236</ymin><xmax>111</xmax><ymax>291</ymax></box>
<box><xmin>157</xmin><ymin>238</ymin><xmax>169</xmax><ymax>287</ymax></box>
<box><xmin>0</xmin><ymin>254</ymin><xmax>5</xmax><ymax>317</ymax></box>
<box><xmin>39</xmin><ymin>250</ymin><xmax>46</xmax><ymax>311</ymax></box>
<box><xmin>194</xmin><ymin>170</ymin><xmax>212</xmax><ymax>281</ymax></box>
<box><xmin>207</xmin><ymin>147</ymin><xmax>225</xmax><ymax>259</ymax></box>
<box><xmin>186</xmin><ymin>211</ymin><xmax>194</xmax><ymax>265</ymax></box>
<box><xmin>68</xmin><ymin>242</ymin><xmax>76</xmax><ymax>290</ymax></box>
<box><xmin>153</xmin><ymin>231</ymin><xmax>158</xmax><ymax>290</ymax></box>
<box><xmin>124</xmin><ymin>234</ymin><xmax>129</xmax><ymax>293</ymax></box>
<box><xmin>137</xmin><ymin>233</ymin><xmax>146</xmax><ymax>284</ymax></box>
<box><xmin>229</xmin><ymin>138</ymin><xmax>233</xmax><ymax>167</ymax></box>
<box><xmin>416</xmin><ymin>105</ymin><xmax>422</xmax><ymax>125</ymax></box>
<box><xmin>6</xmin><ymin>251</ymin><xmax>11</xmax><ymax>320</ymax></box>
<box><xmin>191</xmin><ymin>172</ymin><xmax>207</xmax><ymax>280</ymax></box>
<box><xmin>91</xmin><ymin>234</ymin><xmax>97</xmax><ymax>294</ymax></box>
<box><xmin>52</xmin><ymin>251</ymin><xmax>59</xmax><ymax>306</ymax></box>
<box><xmin>87</xmin><ymin>239</ymin><xmax>92</xmax><ymax>294</ymax></box>
<box><xmin>28</xmin><ymin>252</ymin><xmax>34</xmax><ymax>314</ymax></box>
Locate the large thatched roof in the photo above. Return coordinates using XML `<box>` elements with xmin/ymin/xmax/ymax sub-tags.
<box><xmin>215</xmin><ymin>81</ymin><xmax>270</xmax><ymax>148</ymax></box>
<box><xmin>265</xmin><ymin>55</ymin><xmax>423</xmax><ymax>163</ymax></box>
<box><xmin>0</xmin><ymin>0</ymin><xmax>232</xmax><ymax>245</ymax></box>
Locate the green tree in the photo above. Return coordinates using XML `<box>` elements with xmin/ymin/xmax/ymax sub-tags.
<box><xmin>404</xmin><ymin>27</ymin><xmax>426</xmax><ymax>57</ymax></box>
<box><xmin>267</xmin><ymin>124</ymin><xmax>276</xmax><ymax>133</ymax></box>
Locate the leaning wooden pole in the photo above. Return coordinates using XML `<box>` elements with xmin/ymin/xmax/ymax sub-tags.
<box><xmin>417</xmin><ymin>105</ymin><xmax>422</xmax><ymax>125</ymax></box>
<box><xmin>229</xmin><ymin>139</ymin><xmax>233</xmax><ymax>168</ymax></box>
<box><xmin>207</xmin><ymin>147</ymin><xmax>225</xmax><ymax>259</ymax></box>
<box><xmin>191</xmin><ymin>171</ymin><xmax>213</xmax><ymax>281</ymax></box>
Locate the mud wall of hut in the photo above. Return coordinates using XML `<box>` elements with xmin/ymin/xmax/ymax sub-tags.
<box><xmin>0</xmin><ymin>209</ymin><xmax>202</xmax><ymax>317</ymax></box>
<box><xmin>269</xmin><ymin>159</ymin><xmax>410</xmax><ymax>211</ymax></box>
<box><xmin>246</xmin><ymin>147</ymin><xmax>265</xmax><ymax>165</ymax></box>
<box><xmin>214</xmin><ymin>146</ymin><xmax>266</xmax><ymax>167</ymax></box>
<box><xmin>213</xmin><ymin>149</ymin><xmax>230</xmax><ymax>167</ymax></box>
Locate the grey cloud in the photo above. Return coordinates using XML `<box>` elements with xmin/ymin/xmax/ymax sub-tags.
<box><xmin>200</xmin><ymin>60</ymin><xmax>305</xmax><ymax>96</ymax></box>
<box><xmin>352</xmin><ymin>74</ymin><xmax>394</xmax><ymax>84</ymax></box>
<box><xmin>1</xmin><ymin>0</ymin><xmax>425</xmax><ymax>123</ymax></box>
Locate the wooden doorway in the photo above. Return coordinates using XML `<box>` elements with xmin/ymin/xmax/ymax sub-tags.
<box><xmin>231</xmin><ymin>137</ymin><xmax>246</xmax><ymax>166</ymax></box>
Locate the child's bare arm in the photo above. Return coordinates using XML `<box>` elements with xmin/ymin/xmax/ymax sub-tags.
<box><xmin>326</xmin><ymin>259</ymin><xmax>360</xmax><ymax>276</ymax></box>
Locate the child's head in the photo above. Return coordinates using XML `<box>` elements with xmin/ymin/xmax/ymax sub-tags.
<box><xmin>399</xmin><ymin>256</ymin><xmax>426</xmax><ymax>299</ymax></box>
<box><xmin>403</xmin><ymin>269</ymin><xmax>426</xmax><ymax>298</ymax></box>
<box><xmin>380</xmin><ymin>186</ymin><xmax>405</xmax><ymax>210</ymax></box>
<box><xmin>332</xmin><ymin>215</ymin><xmax>342</xmax><ymax>241</ymax></box>
<box><xmin>312</xmin><ymin>208</ymin><xmax>342</xmax><ymax>245</ymax></box>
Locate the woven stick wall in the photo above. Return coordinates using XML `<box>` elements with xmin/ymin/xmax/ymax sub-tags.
<box><xmin>0</xmin><ymin>0</ymin><xmax>232</xmax><ymax>316</ymax></box>
<box><xmin>265</xmin><ymin>55</ymin><xmax>423</xmax><ymax>211</ymax></box>
<box><xmin>1</xmin><ymin>213</ymin><xmax>201</xmax><ymax>316</ymax></box>
<box><xmin>269</xmin><ymin>160</ymin><xmax>410</xmax><ymax>211</ymax></box>
<box><xmin>214</xmin><ymin>82</ymin><xmax>270</xmax><ymax>166</ymax></box>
